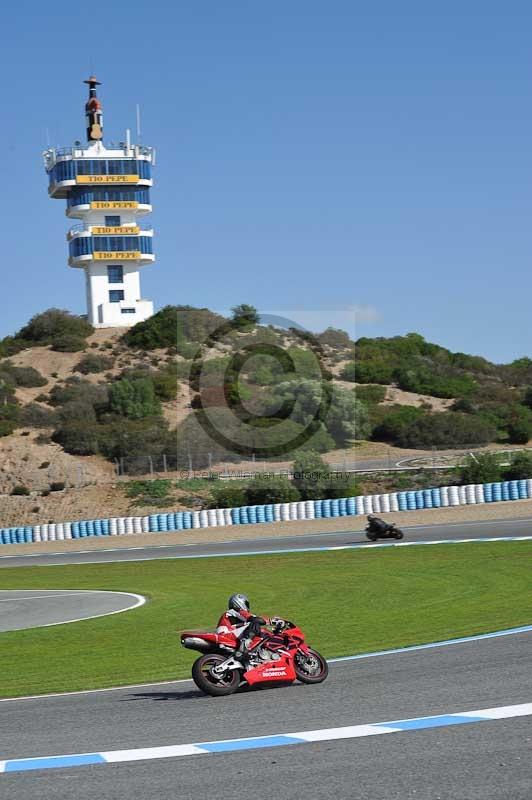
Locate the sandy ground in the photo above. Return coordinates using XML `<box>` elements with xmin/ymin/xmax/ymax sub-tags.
<box><xmin>2</xmin><ymin>498</ymin><xmax>532</xmax><ymax>556</ymax></box>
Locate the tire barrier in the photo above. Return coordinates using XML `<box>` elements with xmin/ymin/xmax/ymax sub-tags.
<box><xmin>3</xmin><ymin>479</ymin><xmax>532</xmax><ymax>546</ymax></box>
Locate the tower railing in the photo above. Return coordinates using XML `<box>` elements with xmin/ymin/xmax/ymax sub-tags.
<box><xmin>68</xmin><ymin>222</ymin><xmax>153</xmax><ymax>234</ymax></box>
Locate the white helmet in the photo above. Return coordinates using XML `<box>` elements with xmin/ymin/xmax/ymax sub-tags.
<box><xmin>228</xmin><ymin>593</ymin><xmax>250</xmax><ymax>613</ymax></box>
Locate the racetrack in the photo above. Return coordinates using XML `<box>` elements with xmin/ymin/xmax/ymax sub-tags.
<box><xmin>0</xmin><ymin>590</ymin><xmax>145</xmax><ymax>632</ymax></box>
<box><xmin>1</xmin><ymin>629</ymin><xmax>530</xmax><ymax>798</ymax></box>
<box><xmin>1</xmin><ymin>515</ymin><xmax>532</xmax><ymax>568</ymax></box>
<box><xmin>2</xmin><ymin>518</ymin><xmax>531</xmax><ymax>798</ymax></box>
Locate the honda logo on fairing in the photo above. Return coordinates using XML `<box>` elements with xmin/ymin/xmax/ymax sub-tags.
<box><xmin>263</xmin><ymin>668</ymin><xmax>287</xmax><ymax>676</ymax></box>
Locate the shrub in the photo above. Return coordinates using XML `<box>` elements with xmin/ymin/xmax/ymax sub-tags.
<box><xmin>210</xmin><ymin>482</ymin><xmax>248</xmax><ymax>508</ymax></box>
<box><xmin>245</xmin><ymin>474</ymin><xmax>300</xmax><ymax>505</ymax></box>
<box><xmin>317</xmin><ymin>328</ymin><xmax>352</xmax><ymax>349</ymax></box>
<box><xmin>74</xmin><ymin>353</ymin><xmax>114</xmax><ymax>375</ymax></box>
<box><xmin>109</xmin><ymin>378</ymin><xmax>161</xmax><ymax>419</ymax></box>
<box><xmin>125</xmin><ymin>479</ymin><xmax>173</xmax><ymax>504</ymax></box>
<box><xmin>51</xmin><ymin>335</ymin><xmax>87</xmax><ymax>353</ymax></box>
<box><xmin>459</xmin><ymin>454</ymin><xmax>502</xmax><ymax>485</ymax></box>
<box><xmin>10</xmin><ymin>485</ymin><xmax>30</xmax><ymax>496</ymax></box>
<box><xmin>0</xmin><ymin>363</ymin><xmax>47</xmax><ymax>388</ymax></box>
<box><xmin>231</xmin><ymin>303</ymin><xmax>259</xmax><ymax>331</ymax></box>
<box><xmin>396</xmin><ymin>412</ymin><xmax>496</xmax><ymax>449</ymax></box>
<box><xmin>50</xmin><ymin>482</ymin><xmax>66</xmax><ymax>492</ymax></box>
<box><xmin>503</xmin><ymin>451</ymin><xmax>532</xmax><ymax>481</ymax></box>
<box><xmin>18</xmin><ymin>403</ymin><xmax>56</xmax><ymax>428</ymax></box>
<box><xmin>395</xmin><ymin>367</ymin><xmax>476</xmax><ymax>399</ymax></box>
<box><xmin>372</xmin><ymin>405</ymin><xmax>425</xmax><ymax>442</ymax></box>
<box><xmin>0</xmin><ymin>419</ymin><xmax>16</xmax><ymax>437</ymax></box>
<box><xmin>292</xmin><ymin>451</ymin><xmax>330</xmax><ymax>500</ymax></box>
<box><xmin>353</xmin><ymin>384</ymin><xmax>386</xmax><ymax>405</ymax></box>
<box><xmin>16</xmin><ymin>309</ymin><xmax>93</xmax><ymax>344</ymax></box>
<box><xmin>123</xmin><ymin>305</ymin><xmax>226</xmax><ymax>350</ymax></box>
<box><xmin>506</xmin><ymin>420</ymin><xmax>531</xmax><ymax>445</ymax></box>
<box><xmin>52</xmin><ymin>421</ymin><xmax>100</xmax><ymax>455</ymax></box>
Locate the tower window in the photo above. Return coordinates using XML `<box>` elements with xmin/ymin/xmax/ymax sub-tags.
<box><xmin>108</xmin><ymin>265</ymin><xmax>124</xmax><ymax>284</ymax></box>
<box><xmin>109</xmin><ymin>290</ymin><xmax>124</xmax><ymax>303</ymax></box>
<box><xmin>105</xmin><ymin>216</ymin><xmax>121</xmax><ymax>227</ymax></box>
<box><xmin>121</xmin><ymin>308</ymin><xmax>136</xmax><ymax>314</ymax></box>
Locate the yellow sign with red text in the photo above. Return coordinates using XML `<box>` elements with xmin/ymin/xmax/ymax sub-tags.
<box><xmin>76</xmin><ymin>175</ymin><xmax>139</xmax><ymax>184</ymax></box>
<box><xmin>93</xmin><ymin>252</ymin><xmax>141</xmax><ymax>261</ymax></box>
<box><xmin>90</xmin><ymin>201</ymin><xmax>139</xmax><ymax>210</ymax></box>
<box><xmin>91</xmin><ymin>226</ymin><xmax>140</xmax><ymax>235</ymax></box>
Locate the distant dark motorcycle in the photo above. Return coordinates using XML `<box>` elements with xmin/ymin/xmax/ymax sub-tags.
<box><xmin>365</xmin><ymin>517</ymin><xmax>404</xmax><ymax>541</ymax></box>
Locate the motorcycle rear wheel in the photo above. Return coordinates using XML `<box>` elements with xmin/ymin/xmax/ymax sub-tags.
<box><xmin>365</xmin><ymin>530</ymin><xmax>378</xmax><ymax>541</ymax></box>
<box><xmin>294</xmin><ymin>649</ymin><xmax>329</xmax><ymax>684</ymax></box>
<box><xmin>192</xmin><ymin>654</ymin><xmax>241</xmax><ymax>697</ymax></box>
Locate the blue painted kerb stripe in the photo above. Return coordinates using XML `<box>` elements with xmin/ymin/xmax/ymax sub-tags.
<box><xmin>379</xmin><ymin>714</ymin><xmax>486</xmax><ymax>731</ymax></box>
<box><xmin>201</xmin><ymin>735</ymin><xmax>306</xmax><ymax>752</ymax></box>
<box><xmin>5</xmin><ymin>753</ymin><xmax>106</xmax><ymax>772</ymax></box>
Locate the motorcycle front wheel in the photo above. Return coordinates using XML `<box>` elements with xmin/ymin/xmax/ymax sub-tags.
<box><xmin>192</xmin><ymin>654</ymin><xmax>241</xmax><ymax>697</ymax></box>
<box><xmin>394</xmin><ymin>529</ymin><xmax>404</xmax><ymax>540</ymax></box>
<box><xmin>294</xmin><ymin>649</ymin><xmax>329</xmax><ymax>684</ymax></box>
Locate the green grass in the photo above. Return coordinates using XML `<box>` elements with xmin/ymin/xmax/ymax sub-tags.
<box><xmin>1</xmin><ymin>541</ymin><xmax>531</xmax><ymax>698</ymax></box>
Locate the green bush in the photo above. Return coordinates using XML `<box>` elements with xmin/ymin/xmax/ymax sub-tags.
<box><xmin>0</xmin><ymin>419</ymin><xmax>16</xmax><ymax>437</ymax></box>
<box><xmin>244</xmin><ymin>474</ymin><xmax>300</xmax><ymax>505</ymax></box>
<box><xmin>0</xmin><ymin>363</ymin><xmax>47</xmax><ymax>388</ymax></box>
<box><xmin>210</xmin><ymin>482</ymin><xmax>248</xmax><ymax>508</ymax></box>
<box><xmin>52</xmin><ymin>421</ymin><xmax>100</xmax><ymax>455</ymax></box>
<box><xmin>503</xmin><ymin>451</ymin><xmax>532</xmax><ymax>481</ymax></box>
<box><xmin>123</xmin><ymin>305</ymin><xmax>226</xmax><ymax>350</ymax></box>
<box><xmin>231</xmin><ymin>304</ymin><xmax>259</xmax><ymax>331</ymax></box>
<box><xmin>74</xmin><ymin>354</ymin><xmax>114</xmax><ymax>375</ymax></box>
<box><xmin>353</xmin><ymin>385</ymin><xmax>387</xmax><ymax>405</ymax></box>
<box><xmin>291</xmin><ymin>451</ymin><xmax>330</xmax><ymax>500</ymax></box>
<box><xmin>16</xmin><ymin>309</ymin><xmax>93</xmax><ymax>345</ymax></box>
<box><xmin>125</xmin><ymin>480</ymin><xmax>173</xmax><ymax>504</ymax></box>
<box><xmin>371</xmin><ymin>405</ymin><xmax>425</xmax><ymax>442</ymax></box>
<box><xmin>395</xmin><ymin>367</ymin><xmax>476</xmax><ymax>399</ymax></box>
<box><xmin>50</xmin><ymin>482</ymin><xmax>66</xmax><ymax>492</ymax></box>
<box><xmin>459</xmin><ymin>454</ymin><xmax>501</xmax><ymax>485</ymax></box>
<box><xmin>109</xmin><ymin>378</ymin><xmax>161</xmax><ymax>419</ymax></box>
<box><xmin>18</xmin><ymin>404</ymin><xmax>56</xmax><ymax>428</ymax></box>
<box><xmin>10</xmin><ymin>485</ymin><xmax>30</xmax><ymax>496</ymax></box>
<box><xmin>317</xmin><ymin>328</ymin><xmax>352</xmax><ymax>349</ymax></box>
<box><xmin>396</xmin><ymin>412</ymin><xmax>496</xmax><ymax>449</ymax></box>
<box><xmin>51</xmin><ymin>335</ymin><xmax>87</xmax><ymax>353</ymax></box>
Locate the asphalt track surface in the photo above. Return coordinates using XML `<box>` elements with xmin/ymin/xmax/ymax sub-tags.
<box><xmin>0</xmin><ymin>590</ymin><xmax>145</xmax><ymax>632</ymax></box>
<box><xmin>1</xmin><ymin>515</ymin><xmax>532</xmax><ymax>568</ymax></box>
<box><xmin>2</xmin><ymin>519</ymin><xmax>531</xmax><ymax>798</ymax></box>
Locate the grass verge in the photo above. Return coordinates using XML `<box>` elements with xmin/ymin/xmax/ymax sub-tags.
<box><xmin>1</xmin><ymin>541</ymin><xmax>531</xmax><ymax>698</ymax></box>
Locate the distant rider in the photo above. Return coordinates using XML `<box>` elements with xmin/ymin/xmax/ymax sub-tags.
<box><xmin>217</xmin><ymin>593</ymin><xmax>280</xmax><ymax>663</ymax></box>
<box><xmin>366</xmin><ymin>514</ymin><xmax>390</xmax><ymax>534</ymax></box>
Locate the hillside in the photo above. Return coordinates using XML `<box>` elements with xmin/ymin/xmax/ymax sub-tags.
<box><xmin>2</xmin><ymin>306</ymin><xmax>532</xmax><ymax>523</ymax></box>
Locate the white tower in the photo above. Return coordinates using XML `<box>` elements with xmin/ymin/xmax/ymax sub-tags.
<box><xmin>43</xmin><ymin>77</ymin><xmax>155</xmax><ymax>328</ymax></box>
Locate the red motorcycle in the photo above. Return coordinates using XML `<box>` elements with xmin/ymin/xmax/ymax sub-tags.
<box><xmin>181</xmin><ymin>616</ymin><xmax>328</xmax><ymax>696</ymax></box>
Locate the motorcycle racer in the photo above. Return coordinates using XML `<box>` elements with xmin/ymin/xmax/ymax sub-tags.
<box><xmin>216</xmin><ymin>593</ymin><xmax>280</xmax><ymax>662</ymax></box>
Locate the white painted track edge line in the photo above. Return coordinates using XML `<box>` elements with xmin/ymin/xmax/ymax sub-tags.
<box><xmin>0</xmin><ymin>591</ymin><xmax>146</xmax><ymax>632</ymax></box>
<box><xmin>1</xmin><ymin>534</ymin><xmax>531</xmax><ymax>568</ymax></box>
<box><xmin>1</xmin><ymin>620</ymin><xmax>530</xmax><ymax>703</ymax></box>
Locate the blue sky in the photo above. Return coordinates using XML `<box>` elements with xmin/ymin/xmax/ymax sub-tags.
<box><xmin>1</xmin><ymin>1</ymin><xmax>531</xmax><ymax>362</ymax></box>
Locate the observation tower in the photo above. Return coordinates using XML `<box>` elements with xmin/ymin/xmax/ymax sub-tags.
<box><xmin>43</xmin><ymin>77</ymin><xmax>155</xmax><ymax>328</ymax></box>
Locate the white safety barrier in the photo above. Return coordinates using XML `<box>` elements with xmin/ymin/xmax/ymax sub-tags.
<box><xmin>380</xmin><ymin>494</ymin><xmax>391</xmax><ymax>513</ymax></box>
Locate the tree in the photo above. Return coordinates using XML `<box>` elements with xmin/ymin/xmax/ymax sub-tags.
<box><xmin>291</xmin><ymin>451</ymin><xmax>330</xmax><ymax>500</ymax></box>
<box><xmin>231</xmin><ymin>304</ymin><xmax>259</xmax><ymax>331</ymax></box>
<box><xmin>123</xmin><ymin>305</ymin><xmax>226</xmax><ymax>349</ymax></box>
<box><xmin>109</xmin><ymin>378</ymin><xmax>161</xmax><ymax>419</ymax></box>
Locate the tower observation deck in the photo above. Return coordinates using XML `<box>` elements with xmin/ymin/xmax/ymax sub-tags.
<box><xmin>43</xmin><ymin>77</ymin><xmax>155</xmax><ymax>328</ymax></box>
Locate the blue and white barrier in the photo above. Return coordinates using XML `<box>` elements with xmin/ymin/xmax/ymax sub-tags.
<box><xmin>2</xmin><ymin>479</ymin><xmax>532</xmax><ymax>546</ymax></box>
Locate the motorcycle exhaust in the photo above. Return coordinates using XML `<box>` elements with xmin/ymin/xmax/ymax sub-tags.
<box><xmin>181</xmin><ymin>636</ymin><xmax>211</xmax><ymax>652</ymax></box>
